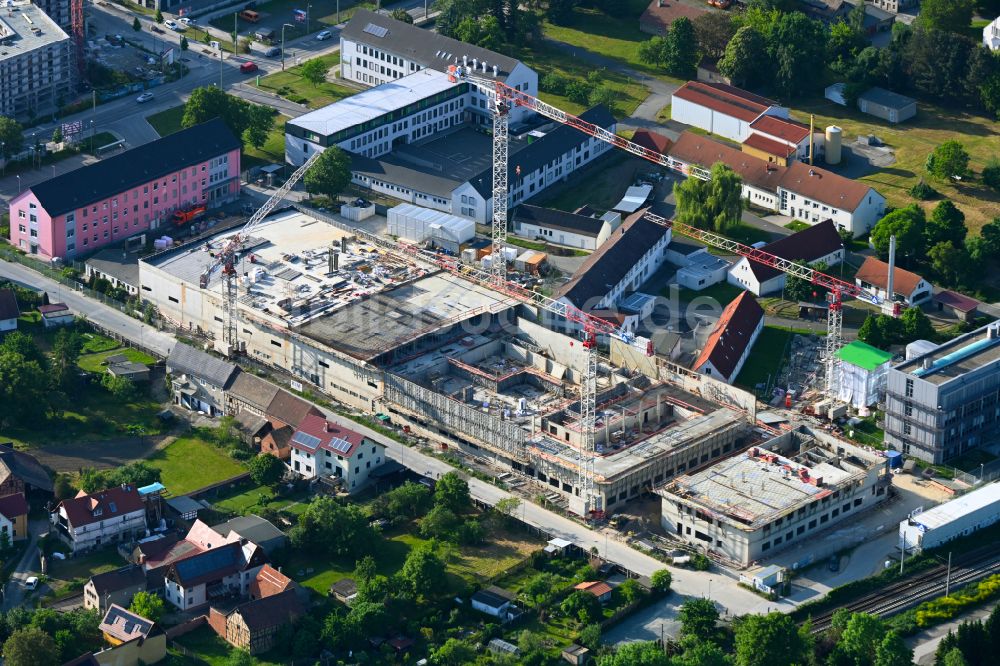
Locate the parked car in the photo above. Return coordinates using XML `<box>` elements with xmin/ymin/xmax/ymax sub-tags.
<box><xmin>178</xmin><ymin>17</ymin><xmax>193</xmax><ymax>26</ymax></box>
<box><xmin>150</xmin><ymin>25</ymin><xmax>165</xmax><ymax>34</ymax></box>
<box><xmin>240</xmin><ymin>61</ymin><xmax>259</xmax><ymax>73</ymax></box>
<box><xmin>24</xmin><ymin>576</ymin><xmax>38</xmax><ymax>590</ymax></box>
<box><xmin>136</xmin><ymin>92</ymin><xmax>154</xmax><ymax>103</ymax></box>
<box><xmin>164</xmin><ymin>19</ymin><xmax>178</xmax><ymax>29</ymax></box>
<box><xmin>316</xmin><ymin>30</ymin><xmax>332</xmax><ymax>41</ymax></box>
<box><xmin>263</xmin><ymin>46</ymin><xmax>281</xmax><ymax>57</ymax></box>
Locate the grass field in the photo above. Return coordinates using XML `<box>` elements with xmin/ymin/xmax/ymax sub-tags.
<box><xmin>672</xmin><ymin>281</ymin><xmax>745</xmax><ymax>305</ymax></box>
<box><xmin>535</xmin><ymin>152</ymin><xmax>646</xmax><ymax>212</ymax></box>
<box><xmin>212</xmin><ymin>482</ymin><xmax>311</xmax><ymax>517</ymax></box>
<box><xmin>258</xmin><ymin>53</ymin><xmax>354</xmax><ymax>108</ymax></box>
<box><xmin>146</xmin><ymin>105</ymin><xmax>286</xmax><ymax>169</ymax></box>
<box><xmin>792</xmin><ymin>97</ymin><xmax>1000</xmax><ymax>234</ymax></box>
<box><xmin>171</xmin><ymin>626</ymin><xmax>284</xmax><ymax>666</ymax></box>
<box><xmin>540</xmin><ymin>0</ymin><xmax>681</xmax><ymax>85</ymax></box>
<box><xmin>145</xmin><ymin>106</ymin><xmax>185</xmax><ymax>136</ymax></box>
<box><xmin>735</xmin><ymin>326</ymin><xmax>796</xmax><ymax>392</ymax></box>
<box><xmin>47</xmin><ymin>549</ymin><xmax>123</xmax><ymax>598</ymax></box>
<box><xmin>77</xmin><ymin>348</ymin><xmax>157</xmax><ymax>374</ymax></box>
<box><xmin>148</xmin><ymin>437</ymin><xmax>246</xmax><ymax>495</ymax></box>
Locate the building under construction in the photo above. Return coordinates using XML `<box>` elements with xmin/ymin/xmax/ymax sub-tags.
<box><xmin>660</xmin><ymin>426</ymin><xmax>890</xmax><ymax>566</ymax></box>
<box><xmin>139</xmin><ymin>209</ymin><xmax>761</xmax><ymax>513</ymax></box>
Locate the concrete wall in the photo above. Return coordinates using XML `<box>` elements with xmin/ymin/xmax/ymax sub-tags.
<box><xmin>93</xmin><ymin>633</ymin><xmax>167</xmax><ymax>666</ymax></box>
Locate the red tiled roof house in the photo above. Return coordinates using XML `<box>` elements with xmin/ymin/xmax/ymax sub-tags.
<box><xmin>52</xmin><ymin>485</ymin><xmax>147</xmax><ymax>553</ymax></box>
<box><xmin>289</xmin><ymin>414</ymin><xmax>387</xmax><ymax>492</ymax></box>
<box><xmin>692</xmin><ymin>292</ymin><xmax>765</xmax><ymax>384</ymax></box>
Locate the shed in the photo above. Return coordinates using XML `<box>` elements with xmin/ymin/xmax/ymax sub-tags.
<box><xmin>562</xmin><ymin>644</ymin><xmax>591</xmax><ymax>665</ymax></box>
<box><xmin>857</xmin><ymin>87</ymin><xmax>917</xmax><ymax>124</ymax></box>
<box><xmin>488</xmin><ymin>638</ymin><xmax>520</xmax><ymax>656</ymax></box>
<box><xmin>165</xmin><ymin>495</ymin><xmax>203</xmax><ymax>520</ymax></box>
<box><xmin>38</xmin><ymin>303</ymin><xmax>74</xmax><ymax>328</ymax></box>
<box><xmin>544</xmin><ymin>537</ymin><xmax>573</xmax><ymax>555</ymax></box>
<box><xmin>739</xmin><ymin>564</ymin><xmax>784</xmax><ymax>596</ymax></box>
<box><xmin>836</xmin><ymin>340</ymin><xmax>893</xmax><ymax>409</ymax></box>
<box><xmin>0</xmin><ymin>288</ymin><xmax>20</xmax><ymax>333</ymax></box>
<box><xmin>329</xmin><ymin>577</ymin><xmax>358</xmax><ymax>605</ymax></box>
<box><xmin>934</xmin><ymin>290</ymin><xmax>978</xmax><ymax>322</ymax></box>
<box><xmin>514</xmin><ymin>250</ymin><xmax>547</xmax><ymax>273</ymax></box>
<box><xmin>107</xmin><ymin>360</ymin><xmax>150</xmax><ymax>382</ymax></box>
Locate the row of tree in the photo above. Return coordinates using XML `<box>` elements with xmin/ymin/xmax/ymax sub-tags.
<box><xmin>0</xmin><ymin>329</ymin><xmax>83</xmax><ymax>429</ymax></box>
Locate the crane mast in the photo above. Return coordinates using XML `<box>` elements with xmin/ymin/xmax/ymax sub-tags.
<box><xmin>449</xmin><ymin>64</ymin><xmax>885</xmax><ymax>517</ymax></box>
<box><xmin>199</xmin><ymin>150</ymin><xmax>323</xmax><ymax>352</ymax></box>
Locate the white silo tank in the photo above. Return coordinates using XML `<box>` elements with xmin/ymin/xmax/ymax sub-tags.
<box><xmin>825</xmin><ymin>125</ymin><xmax>842</xmax><ymax>165</ymax></box>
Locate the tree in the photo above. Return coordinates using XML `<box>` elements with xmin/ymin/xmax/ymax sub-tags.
<box><xmin>399</xmin><ymin>542</ymin><xmax>447</xmax><ymax>599</ymax></box>
<box><xmin>733</xmin><ymin>612</ymin><xmax>809</xmax><ymax>666</ymax></box>
<box><xmin>182</xmin><ymin>87</ymin><xmax>271</xmax><ymax>150</ymax></box>
<box><xmin>0</xmin><ymin>351</ymin><xmax>51</xmax><ymax>428</ymax></box>
<box><xmin>300</xmin><ymin>59</ymin><xmax>328</xmax><ymax>87</ymax></box>
<box><xmin>874</xmin><ymin>630</ymin><xmax>913</xmax><ymax>666</ymax></box>
<box><xmin>596</xmin><ymin>640</ymin><xmax>670</xmax><ymax>666</ymax></box>
<box><xmin>522</xmin><ymin>572</ymin><xmax>559</xmax><ymax>606</ymax></box>
<box><xmin>129</xmin><ymin>591</ymin><xmax>165</xmax><ymax>622</ymax></box>
<box><xmin>180</xmin><ymin>36</ymin><xmax>189</xmax><ymax>51</ymax></box>
<box><xmin>242</xmin><ymin>104</ymin><xmax>274</xmax><ymax>150</ymax></box>
<box><xmin>588</xmin><ymin>85</ymin><xmax>618</xmax><ymax>114</ymax></box>
<box><xmin>674</xmin><ymin>640</ymin><xmax>731</xmax><ymax>666</ymax></box>
<box><xmin>828</xmin><ymin>20</ymin><xmax>867</xmax><ymax>73</ymax></box>
<box><xmin>618</xmin><ymin>578</ymin><xmax>644</xmax><ymax>606</ymax></box>
<box><xmin>493</xmin><ymin>496</ymin><xmax>520</xmax><ymax>524</ymax></box>
<box><xmin>3</xmin><ymin>627</ymin><xmax>60</xmax><ymax>666</ymax></box>
<box><xmin>546</xmin><ymin>0</ymin><xmax>578</xmax><ymax>25</ymax></box>
<box><xmin>132</xmin><ymin>17</ymin><xmax>141</xmax><ymax>32</ymax></box>
<box><xmin>942</xmin><ymin>648</ymin><xmax>969</xmax><ymax>666</ymax></box>
<box><xmin>434</xmin><ymin>472</ymin><xmax>471</xmax><ymax>512</ymax></box>
<box><xmin>541</xmin><ymin>72</ymin><xmax>569</xmax><ymax>96</ymax></box>
<box><xmin>0</xmin><ymin>116</ymin><xmax>25</xmax><ymax>158</ymax></box>
<box><xmin>839</xmin><ymin>613</ymin><xmax>886</xmax><ymax>665</ymax></box>
<box><xmin>109</xmin><ymin>461</ymin><xmax>161</xmax><ymax>488</ymax></box>
<box><xmin>900</xmin><ymin>306</ymin><xmax>934</xmax><ymax>342</ymax></box>
<box><xmin>718</xmin><ymin>26</ymin><xmax>767</xmax><ymax>88</ymax></box>
<box><xmin>50</xmin><ymin>328</ymin><xmax>82</xmax><ymax>392</ymax></box>
<box><xmin>578</xmin><ymin>623</ymin><xmax>601</xmax><ymax>650</ymax></box>
<box><xmin>693</xmin><ymin>12</ymin><xmax>736</xmax><ymax>60</ymax></box>
<box><xmin>926</xmin><ymin>199</ymin><xmax>967</xmax><ymax>247</ymax></box>
<box><xmin>101</xmin><ymin>372</ymin><xmax>136</xmax><ymax>400</ymax></box>
<box><xmin>290</xmin><ymin>496</ymin><xmax>376</xmax><ymax>558</ymax></box>
<box><xmin>372</xmin><ymin>481</ymin><xmax>433</xmax><ymax>521</ymax></box>
<box><xmin>928</xmin><ymin>241</ymin><xmax>968</xmax><ymax>287</ymax></box>
<box><xmin>304</xmin><ymin>146</ymin><xmax>351</xmax><ymax>200</ymax></box>
<box><xmin>927</xmin><ymin>140</ymin><xmax>971</xmax><ymax>180</ymax></box>
<box><xmin>390</xmin><ymin>8</ymin><xmax>414</xmax><ymax>23</ymax></box>
<box><xmin>870</xmin><ymin>205</ymin><xmax>926</xmax><ymax>260</ymax></box>
<box><xmin>673</xmin><ymin>162</ymin><xmax>743</xmax><ymax>233</ymax></box>
<box><xmin>154</xmin><ymin>8</ymin><xmax>163</xmax><ymax>23</ymax></box>
<box><xmin>248</xmin><ymin>453</ymin><xmax>284</xmax><ymax>486</ymax></box>
<box><xmin>785</xmin><ymin>261</ymin><xmax>829</xmax><ymax>302</ymax></box>
<box><xmin>678</xmin><ymin>598</ymin><xmax>719</xmax><ymax>642</ymax></box>
<box><xmin>51</xmin><ymin>126</ymin><xmax>63</xmax><ymax>144</ymax></box>
<box><xmin>419</xmin><ymin>504</ymin><xmax>461</xmax><ymax>541</ymax></box>
<box><xmin>920</xmin><ymin>0</ymin><xmax>975</xmax><ymax>33</ymax></box>
<box><xmin>431</xmin><ymin>638</ymin><xmax>477</xmax><ymax>665</ymax></box>
<box><xmin>225</xmin><ymin>650</ymin><xmax>257</xmax><ymax>666</ymax></box>
<box><xmin>560</xmin><ymin>590</ymin><xmax>602</xmax><ymax>625</ymax></box>
<box><xmin>650</xmin><ymin>569</ymin><xmax>672</xmax><ymax>594</ymax></box>
<box><xmin>769</xmin><ymin>12</ymin><xmax>828</xmax><ymax>98</ymax></box>
<box><xmin>663</xmin><ymin>17</ymin><xmax>700</xmax><ymax>79</ymax></box>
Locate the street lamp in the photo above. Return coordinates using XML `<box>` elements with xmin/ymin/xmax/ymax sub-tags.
<box><xmin>16</xmin><ymin>174</ymin><xmax>21</xmax><ymax>194</ymax></box>
<box><xmin>307</xmin><ymin>3</ymin><xmax>312</xmax><ymax>34</ymax></box>
<box><xmin>281</xmin><ymin>23</ymin><xmax>294</xmax><ymax>71</ymax></box>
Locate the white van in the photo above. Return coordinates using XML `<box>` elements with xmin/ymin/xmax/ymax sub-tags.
<box><xmin>24</xmin><ymin>576</ymin><xmax>38</xmax><ymax>590</ymax></box>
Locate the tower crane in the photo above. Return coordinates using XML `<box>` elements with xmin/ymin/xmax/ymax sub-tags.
<box><xmin>444</xmin><ymin>64</ymin><xmax>889</xmax><ymax>517</ymax></box>
<box><xmin>199</xmin><ymin>150</ymin><xmax>323</xmax><ymax>352</ymax></box>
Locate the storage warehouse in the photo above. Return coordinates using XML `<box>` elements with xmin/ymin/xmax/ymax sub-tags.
<box><xmin>387</xmin><ymin>204</ymin><xmax>475</xmax><ymax>253</ymax></box>
<box><xmin>836</xmin><ymin>340</ymin><xmax>893</xmax><ymax>409</ymax></box>
<box><xmin>899</xmin><ymin>482</ymin><xmax>1000</xmax><ymax>554</ymax></box>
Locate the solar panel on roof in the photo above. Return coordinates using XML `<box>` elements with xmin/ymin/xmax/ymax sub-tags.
<box><xmin>328</xmin><ymin>437</ymin><xmax>353</xmax><ymax>454</ymax></box>
<box><xmin>363</xmin><ymin>23</ymin><xmax>388</xmax><ymax>38</ymax></box>
<box><xmin>292</xmin><ymin>431</ymin><xmax>321</xmax><ymax>449</ymax></box>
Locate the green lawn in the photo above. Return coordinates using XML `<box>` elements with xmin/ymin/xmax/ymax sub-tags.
<box><xmin>948</xmin><ymin>448</ymin><xmax>998</xmax><ymax>474</ymax></box>
<box><xmin>80</xmin><ymin>332</ymin><xmax>121</xmax><ymax>354</ymax></box>
<box><xmin>535</xmin><ymin>152</ymin><xmax>645</xmax><ymax>212</ymax></box>
<box><xmin>785</xmin><ymin>220</ymin><xmax>811</xmax><ymax>232</ymax></box>
<box><xmin>212</xmin><ymin>481</ymin><xmax>311</xmax><ymax>516</ymax></box>
<box><xmin>676</xmin><ymin>223</ymin><xmax>775</xmax><ymax>254</ymax></box>
<box><xmin>47</xmin><ymin>549</ymin><xmax>124</xmax><ymax>598</ymax></box>
<box><xmin>735</xmin><ymin>326</ymin><xmax>795</xmax><ymax>392</ymax></box>
<box><xmin>171</xmin><ymin>626</ymin><xmax>284</xmax><ymax>666</ymax></box>
<box><xmin>77</xmin><ymin>348</ymin><xmax>157</xmax><ymax>374</ymax></box>
<box><xmin>792</xmin><ymin>97</ymin><xmax>1000</xmax><ymax>235</ymax></box>
<box><xmin>148</xmin><ymin>437</ymin><xmax>246</xmax><ymax>495</ymax></box>
<box><xmin>258</xmin><ymin>53</ymin><xmax>354</xmax><ymax>108</ymax></box>
<box><xmin>145</xmin><ymin>106</ymin><xmax>184</xmax><ymax>136</ymax></box>
<box><xmin>540</xmin><ymin>0</ymin><xmax>682</xmax><ymax>85</ymax></box>
<box><xmin>672</xmin><ymin>281</ymin><xmax>745</xmax><ymax>305</ymax></box>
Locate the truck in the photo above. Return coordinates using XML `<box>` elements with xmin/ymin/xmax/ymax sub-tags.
<box><xmin>172</xmin><ymin>205</ymin><xmax>207</xmax><ymax>227</ymax></box>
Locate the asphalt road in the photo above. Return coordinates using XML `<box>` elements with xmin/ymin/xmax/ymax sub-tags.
<box><xmin>0</xmin><ymin>259</ymin><xmax>175</xmax><ymax>357</ymax></box>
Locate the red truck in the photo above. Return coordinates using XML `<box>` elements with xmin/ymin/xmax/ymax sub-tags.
<box><xmin>172</xmin><ymin>205</ymin><xmax>207</xmax><ymax>227</ymax></box>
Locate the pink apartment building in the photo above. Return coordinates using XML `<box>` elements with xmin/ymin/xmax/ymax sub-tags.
<box><xmin>7</xmin><ymin>118</ymin><xmax>242</xmax><ymax>260</ymax></box>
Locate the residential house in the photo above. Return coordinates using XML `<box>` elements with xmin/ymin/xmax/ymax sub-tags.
<box><xmin>38</xmin><ymin>303</ymin><xmax>74</xmax><ymax>328</ymax></box>
<box><xmin>289</xmin><ymin>414</ymin><xmax>387</xmax><ymax>492</ymax></box>
<box><xmin>249</xmin><ymin>564</ymin><xmax>297</xmax><ymax>601</ymax></box>
<box><xmin>207</xmin><ymin>589</ymin><xmax>304</xmax><ymax>655</ymax></box>
<box><xmin>574</xmin><ymin>581</ymin><xmax>613</xmax><ymax>604</ymax></box>
<box><xmin>167</xmin><ymin>343</ymin><xmax>239</xmax><ymax>416</ymax></box>
<box><xmin>692</xmin><ymin>292</ymin><xmax>765</xmax><ymax>384</ymax></box>
<box><xmin>0</xmin><ymin>289</ymin><xmax>19</xmax><ymax>333</ymax></box>
<box><xmin>471</xmin><ymin>586</ymin><xmax>517</xmax><ymax>619</ymax></box>
<box><xmin>554</xmin><ymin>210</ymin><xmax>671</xmax><ymax>335</ymax></box>
<box><xmin>210</xmin><ymin>515</ymin><xmax>288</xmax><ymax>556</ymax></box>
<box><xmin>339</xmin><ymin>9</ymin><xmax>538</xmax><ymax>125</ymax></box>
<box><xmin>743</xmin><ymin>115</ymin><xmax>825</xmax><ymax>166</ymax></box>
<box><xmin>513</xmin><ymin>204</ymin><xmax>619</xmax><ymax>251</ymax></box>
<box><xmin>0</xmin><ymin>493</ymin><xmax>28</xmax><ymax>542</ymax></box>
<box><xmin>163</xmin><ymin>540</ymin><xmax>267</xmax><ymax>611</ymax></box>
<box><xmin>98</xmin><ymin>604</ymin><xmax>167</xmax><ymax>666</ymax></box>
<box><xmin>985</xmin><ymin>16</ymin><xmax>1000</xmax><ymax>51</ymax></box>
<box><xmin>639</xmin><ymin>0</ymin><xmax>707</xmax><ymax>35</ymax></box>
<box><xmin>0</xmin><ymin>443</ymin><xmax>54</xmax><ymax>497</ymax></box>
<box><xmin>85</xmin><ymin>565</ymin><xmax>148</xmax><ymax>614</ymax></box>
<box><xmin>85</xmin><ymin>248</ymin><xmax>142</xmax><ymax>296</ymax></box>
<box><xmin>227</xmin><ymin>374</ymin><xmax>322</xmax><ymax>459</ymax></box>
<box><xmin>671</xmin><ymin>81</ymin><xmax>789</xmax><ymax>143</ymax></box>
<box><xmin>934</xmin><ymin>290</ymin><xmax>979</xmax><ymax>323</ymax></box>
<box><xmin>53</xmin><ymin>485</ymin><xmax>147</xmax><ymax>553</ymax></box>
<box><xmin>668</xmin><ymin>132</ymin><xmax>886</xmax><ymax>236</ymax></box>
<box><xmin>728</xmin><ymin>220</ymin><xmax>845</xmax><ymax>295</ymax></box>
<box><xmin>854</xmin><ymin>257</ymin><xmax>932</xmax><ymax>306</ymax></box>
<box><xmin>7</xmin><ymin>119</ymin><xmax>240</xmax><ymax>259</ymax></box>
<box><xmin>858</xmin><ymin>87</ymin><xmax>917</xmax><ymax>124</ymax></box>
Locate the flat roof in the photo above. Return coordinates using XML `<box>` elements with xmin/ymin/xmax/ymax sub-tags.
<box><xmin>0</xmin><ymin>2</ymin><xmax>69</xmax><ymax>63</ymax></box>
<box><xmin>909</xmin><ymin>482</ymin><xmax>1000</xmax><ymax>532</ymax></box>
<box><xmin>897</xmin><ymin>323</ymin><xmax>1000</xmax><ymax>385</ymax></box>
<box><xmin>289</xmin><ymin>69</ymin><xmax>459</xmax><ymax>137</ymax></box>
<box><xmin>837</xmin><ymin>340</ymin><xmax>893</xmax><ymax>371</ymax></box>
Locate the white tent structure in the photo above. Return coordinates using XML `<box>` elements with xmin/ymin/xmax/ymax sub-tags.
<box><xmin>836</xmin><ymin>340</ymin><xmax>893</xmax><ymax>409</ymax></box>
<box><xmin>387</xmin><ymin>204</ymin><xmax>476</xmax><ymax>254</ymax></box>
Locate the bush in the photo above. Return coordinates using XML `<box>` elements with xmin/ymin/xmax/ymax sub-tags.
<box><xmin>914</xmin><ymin>574</ymin><xmax>1000</xmax><ymax>627</ymax></box>
<box><xmin>909</xmin><ymin>178</ymin><xmax>939</xmax><ymax>200</ymax></box>
<box><xmin>540</xmin><ymin>72</ymin><xmax>568</xmax><ymax>96</ymax></box>
<box><xmin>565</xmin><ymin>81</ymin><xmax>592</xmax><ymax>106</ymax></box>
<box><xmin>983</xmin><ymin>158</ymin><xmax>1000</xmax><ymax>192</ymax></box>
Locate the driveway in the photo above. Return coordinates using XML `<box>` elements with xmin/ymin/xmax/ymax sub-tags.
<box><xmin>2</xmin><ymin>519</ymin><xmax>47</xmax><ymax>612</ymax></box>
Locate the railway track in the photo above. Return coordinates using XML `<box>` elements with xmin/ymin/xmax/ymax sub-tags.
<box><xmin>807</xmin><ymin>547</ymin><xmax>1000</xmax><ymax>633</ymax></box>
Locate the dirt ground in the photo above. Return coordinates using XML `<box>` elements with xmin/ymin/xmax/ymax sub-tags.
<box><xmin>29</xmin><ymin>433</ymin><xmax>175</xmax><ymax>474</ymax></box>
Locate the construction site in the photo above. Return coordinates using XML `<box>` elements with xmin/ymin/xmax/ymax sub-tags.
<box><xmin>660</xmin><ymin>425</ymin><xmax>890</xmax><ymax>566</ymax></box>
